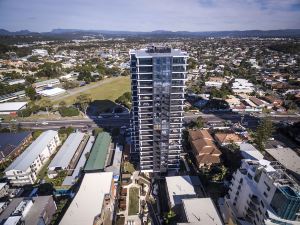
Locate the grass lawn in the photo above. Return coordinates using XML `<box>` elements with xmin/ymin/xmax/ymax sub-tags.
<box><xmin>128</xmin><ymin>187</ymin><xmax>139</xmax><ymax>215</ymax></box>
<box><xmin>52</xmin><ymin>76</ymin><xmax>130</xmax><ymax>105</ymax></box>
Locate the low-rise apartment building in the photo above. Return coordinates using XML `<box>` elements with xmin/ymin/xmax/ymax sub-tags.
<box><xmin>5</xmin><ymin>130</ymin><xmax>60</xmax><ymax>186</ymax></box>
<box><xmin>188</xmin><ymin>130</ymin><xmax>221</xmax><ymax>168</ymax></box>
<box><xmin>223</xmin><ymin>159</ymin><xmax>300</xmax><ymax>225</ymax></box>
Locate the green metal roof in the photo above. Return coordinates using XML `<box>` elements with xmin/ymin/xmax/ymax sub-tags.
<box><xmin>84</xmin><ymin>132</ymin><xmax>111</xmax><ymax>172</ymax></box>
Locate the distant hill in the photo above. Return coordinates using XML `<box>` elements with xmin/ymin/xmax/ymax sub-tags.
<box><xmin>1</xmin><ymin>28</ymin><xmax>300</xmax><ymax>38</ymax></box>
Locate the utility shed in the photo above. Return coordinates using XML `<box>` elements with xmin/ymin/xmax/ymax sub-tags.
<box><xmin>84</xmin><ymin>132</ymin><xmax>111</xmax><ymax>172</ymax></box>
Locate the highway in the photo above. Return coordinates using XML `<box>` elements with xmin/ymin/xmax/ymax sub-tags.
<box><xmin>1</xmin><ymin>112</ymin><xmax>299</xmax><ymax>130</ymax></box>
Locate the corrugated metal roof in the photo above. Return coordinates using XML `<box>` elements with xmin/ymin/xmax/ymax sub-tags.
<box><xmin>5</xmin><ymin>130</ymin><xmax>58</xmax><ymax>172</ymax></box>
<box><xmin>84</xmin><ymin>132</ymin><xmax>111</xmax><ymax>172</ymax></box>
<box><xmin>48</xmin><ymin>132</ymin><xmax>85</xmax><ymax>170</ymax></box>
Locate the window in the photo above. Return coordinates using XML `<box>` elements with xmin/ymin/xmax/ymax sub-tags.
<box><xmin>264</xmin><ymin>181</ymin><xmax>271</xmax><ymax>191</ymax></box>
<box><xmin>263</xmin><ymin>192</ymin><xmax>268</xmax><ymax>198</ymax></box>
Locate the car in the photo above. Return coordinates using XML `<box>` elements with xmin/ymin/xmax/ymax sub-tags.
<box><xmin>114</xmin><ymin>115</ymin><xmax>120</xmax><ymax>118</ymax></box>
<box><xmin>98</xmin><ymin>116</ymin><xmax>103</xmax><ymax>119</ymax></box>
<box><xmin>10</xmin><ymin>119</ymin><xmax>17</xmax><ymax>122</ymax></box>
<box><xmin>121</xmin><ymin>125</ymin><xmax>127</xmax><ymax>129</ymax></box>
<box><xmin>41</xmin><ymin>121</ymin><xmax>48</xmax><ymax>125</ymax></box>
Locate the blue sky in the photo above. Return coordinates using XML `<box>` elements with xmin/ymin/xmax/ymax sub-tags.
<box><xmin>0</xmin><ymin>0</ymin><xmax>300</xmax><ymax>32</ymax></box>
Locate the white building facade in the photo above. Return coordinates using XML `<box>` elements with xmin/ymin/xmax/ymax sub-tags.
<box><xmin>223</xmin><ymin>159</ymin><xmax>300</xmax><ymax>225</ymax></box>
<box><xmin>5</xmin><ymin>130</ymin><xmax>60</xmax><ymax>186</ymax></box>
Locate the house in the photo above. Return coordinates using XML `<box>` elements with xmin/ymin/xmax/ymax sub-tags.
<box><xmin>189</xmin><ymin>130</ymin><xmax>221</xmax><ymax>168</ymax></box>
<box><xmin>0</xmin><ymin>196</ymin><xmax>56</xmax><ymax>225</ymax></box>
<box><xmin>205</xmin><ymin>77</ymin><xmax>227</xmax><ymax>89</ymax></box>
<box><xmin>5</xmin><ymin>130</ymin><xmax>60</xmax><ymax>186</ymax></box>
<box><xmin>32</xmin><ymin>49</ymin><xmax>48</xmax><ymax>57</ymax></box>
<box><xmin>59</xmin><ymin>172</ymin><xmax>114</xmax><ymax>225</ymax></box>
<box><xmin>231</xmin><ymin>79</ymin><xmax>254</xmax><ymax>94</ymax></box>
<box><xmin>0</xmin><ymin>102</ymin><xmax>27</xmax><ymax>115</ymax></box>
<box><xmin>0</xmin><ymin>131</ymin><xmax>32</xmax><ymax>162</ymax></box>
<box><xmin>214</xmin><ymin>132</ymin><xmax>243</xmax><ymax>146</ymax></box>
<box><xmin>179</xmin><ymin>198</ymin><xmax>223</xmax><ymax>225</ymax></box>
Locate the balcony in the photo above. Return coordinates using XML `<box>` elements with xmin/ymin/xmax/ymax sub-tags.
<box><xmin>171</xmin><ymin>94</ymin><xmax>184</xmax><ymax>99</ymax></box>
<box><xmin>171</xmin><ymin>100</ymin><xmax>184</xmax><ymax>106</ymax></box>
<box><xmin>139</xmin><ymin>81</ymin><xmax>153</xmax><ymax>87</ymax></box>
<box><xmin>172</xmin><ymin>66</ymin><xmax>186</xmax><ymax>72</ymax></box>
<box><xmin>172</xmin><ymin>80</ymin><xmax>185</xmax><ymax>87</ymax></box>
<box><xmin>172</xmin><ymin>74</ymin><xmax>185</xmax><ymax>80</ymax></box>
<box><xmin>138</xmin><ymin>74</ymin><xmax>153</xmax><ymax>80</ymax></box>
<box><xmin>138</xmin><ymin>89</ymin><xmax>153</xmax><ymax>95</ymax></box>
<box><xmin>138</xmin><ymin>66</ymin><xmax>153</xmax><ymax>73</ymax></box>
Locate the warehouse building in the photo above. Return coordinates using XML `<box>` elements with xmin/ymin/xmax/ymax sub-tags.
<box><xmin>59</xmin><ymin>172</ymin><xmax>114</xmax><ymax>225</ymax></box>
<box><xmin>5</xmin><ymin>130</ymin><xmax>60</xmax><ymax>186</ymax></box>
<box><xmin>48</xmin><ymin>132</ymin><xmax>87</xmax><ymax>178</ymax></box>
<box><xmin>0</xmin><ymin>102</ymin><xmax>27</xmax><ymax>115</ymax></box>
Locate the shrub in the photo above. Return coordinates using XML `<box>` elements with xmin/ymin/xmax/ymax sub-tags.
<box><xmin>58</xmin><ymin>106</ymin><xmax>80</xmax><ymax>117</ymax></box>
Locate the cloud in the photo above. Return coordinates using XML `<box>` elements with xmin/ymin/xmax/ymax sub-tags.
<box><xmin>0</xmin><ymin>0</ymin><xmax>299</xmax><ymax>32</ymax></box>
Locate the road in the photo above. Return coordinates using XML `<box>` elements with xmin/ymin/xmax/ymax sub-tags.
<box><xmin>1</xmin><ymin>112</ymin><xmax>299</xmax><ymax>130</ymax></box>
<box><xmin>1</xmin><ymin>116</ymin><xmax>130</xmax><ymax>130</ymax></box>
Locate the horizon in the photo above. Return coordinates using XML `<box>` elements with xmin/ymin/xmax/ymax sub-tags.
<box><xmin>1</xmin><ymin>0</ymin><xmax>300</xmax><ymax>32</ymax></box>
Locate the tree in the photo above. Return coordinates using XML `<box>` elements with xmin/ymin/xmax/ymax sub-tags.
<box><xmin>189</xmin><ymin>116</ymin><xmax>204</xmax><ymax>129</ymax></box>
<box><xmin>253</xmin><ymin>117</ymin><xmax>274</xmax><ymax>152</ymax></box>
<box><xmin>25</xmin><ymin>86</ymin><xmax>37</xmax><ymax>100</ymax></box>
<box><xmin>39</xmin><ymin>98</ymin><xmax>53</xmax><ymax>116</ymax></box>
<box><xmin>75</xmin><ymin>94</ymin><xmax>91</xmax><ymax>116</ymax></box>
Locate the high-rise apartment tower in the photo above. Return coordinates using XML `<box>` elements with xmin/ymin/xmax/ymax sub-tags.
<box><xmin>130</xmin><ymin>46</ymin><xmax>188</xmax><ymax>173</ymax></box>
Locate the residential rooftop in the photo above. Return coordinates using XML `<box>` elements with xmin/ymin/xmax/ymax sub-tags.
<box><xmin>5</xmin><ymin>130</ymin><xmax>58</xmax><ymax>172</ymax></box>
<box><xmin>48</xmin><ymin>132</ymin><xmax>85</xmax><ymax>170</ymax></box>
<box><xmin>84</xmin><ymin>132</ymin><xmax>111</xmax><ymax>172</ymax></box>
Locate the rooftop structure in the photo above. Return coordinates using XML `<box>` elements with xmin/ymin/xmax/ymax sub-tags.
<box><xmin>166</xmin><ymin>176</ymin><xmax>198</xmax><ymax>208</ymax></box>
<box><xmin>59</xmin><ymin>172</ymin><xmax>114</xmax><ymax>225</ymax></box>
<box><xmin>84</xmin><ymin>132</ymin><xmax>111</xmax><ymax>172</ymax></box>
<box><xmin>0</xmin><ymin>91</ymin><xmax>26</xmax><ymax>103</ymax></box>
<box><xmin>265</xmin><ymin>147</ymin><xmax>300</xmax><ymax>179</ymax></box>
<box><xmin>239</xmin><ymin>143</ymin><xmax>264</xmax><ymax>160</ymax></box>
<box><xmin>180</xmin><ymin>198</ymin><xmax>223</xmax><ymax>225</ymax></box>
<box><xmin>0</xmin><ymin>132</ymin><xmax>32</xmax><ymax>162</ymax></box>
<box><xmin>214</xmin><ymin>132</ymin><xmax>243</xmax><ymax>146</ymax></box>
<box><xmin>188</xmin><ymin>130</ymin><xmax>221</xmax><ymax>168</ymax></box>
<box><xmin>38</xmin><ymin>87</ymin><xmax>66</xmax><ymax>97</ymax></box>
<box><xmin>33</xmin><ymin>79</ymin><xmax>60</xmax><ymax>89</ymax></box>
<box><xmin>0</xmin><ymin>102</ymin><xmax>27</xmax><ymax>115</ymax></box>
<box><xmin>0</xmin><ymin>196</ymin><xmax>56</xmax><ymax>225</ymax></box>
<box><xmin>62</xmin><ymin>136</ymin><xmax>95</xmax><ymax>187</ymax></box>
<box><xmin>48</xmin><ymin>132</ymin><xmax>85</xmax><ymax>178</ymax></box>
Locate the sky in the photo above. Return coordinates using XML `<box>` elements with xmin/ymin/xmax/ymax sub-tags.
<box><xmin>0</xmin><ymin>0</ymin><xmax>300</xmax><ymax>32</ymax></box>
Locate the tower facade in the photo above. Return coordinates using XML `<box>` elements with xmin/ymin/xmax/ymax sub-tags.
<box><xmin>130</xmin><ymin>46</ymin><xmax>188</xmax><ymax>173</ymax></box>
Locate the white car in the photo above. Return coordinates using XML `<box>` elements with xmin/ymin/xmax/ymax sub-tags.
<box><xmin>114</xmin><ymin>115</ymin><xmax>120</xmax><ymax>118</ymax></box>
<box><xmin>41</xmin><ymin>122</ymin><xmax>48</xmax><ymax>125</ymax></box>
<box><xmin>98</xmin><ymin>116</ymin><xmax>103</xmax><ymax>119</ymax></box>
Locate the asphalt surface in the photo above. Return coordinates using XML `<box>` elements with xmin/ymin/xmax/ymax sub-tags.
<box><xmin>1</xmin><ymin>112</ymin><xmax>299</xmax><ymax>130</ymax></box>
